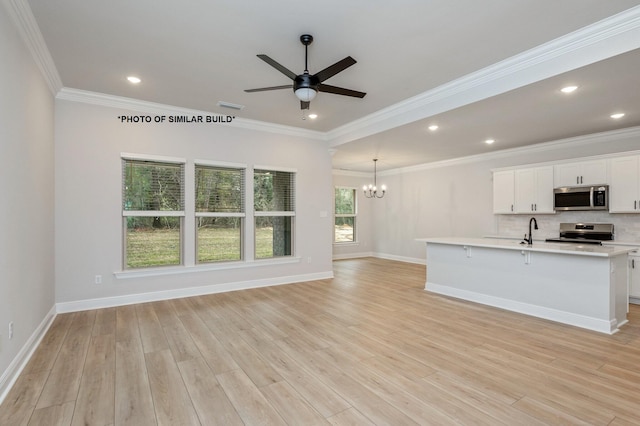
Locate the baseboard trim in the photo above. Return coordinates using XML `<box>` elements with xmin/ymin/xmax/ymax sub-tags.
<box><xmin>426</xmin><ymin>282</ymin><xmax>618</xmax><ymax>334</ymax></box>
<box><xmin>332</xmin><ymin>251</ymin><xmax>375</xmax><ymax>260</ymax></box>
<box><xmin>374</xmin><ymin>252</ymin><xmax>426</xmax><ymax>265</ymax></box>
<box><xmin>333</xmin><ymin>252</ymin><xmax>426</xmax><ymax>265</ymax></box>
<box><xmin>56</xmin><ymin>271</ymin><xmax>334</xmax><ymax>313</ymax></box>
<box><xmin>0</xmin><ymin>305</ymin><xmax>57</xmax><ymax>405</ymax></box>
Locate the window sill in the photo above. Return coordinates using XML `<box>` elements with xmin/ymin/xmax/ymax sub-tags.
<box><xmin>333</xmin><ymin>241</ymin><xmax>360</xmax><ymax>246</ymax></box>
<box><xmin>114</xmin><ymin>256</ymin><xmax>301</xmax><ymax>280</ymax></box>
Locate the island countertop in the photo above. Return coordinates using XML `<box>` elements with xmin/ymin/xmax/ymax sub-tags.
<box><xmin>417</xmin><ymin>236</ymin><xmax>631</xmax><ymax>334</ymax></box>
<box><xmin>416</xmin><ymin>237</ymin><xmax>636</xmax><ymax>258</ymax></box>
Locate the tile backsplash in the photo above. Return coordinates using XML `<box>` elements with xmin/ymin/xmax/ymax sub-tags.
<box><xmin>496</xmin><ymin>212</ymin><xmax>640</xmax><ymax>244</ymax></box>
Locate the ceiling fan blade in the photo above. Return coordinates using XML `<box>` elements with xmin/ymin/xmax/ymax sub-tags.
<box><xmin>314</xmin><ymin>56</ymin><xmax>357</xmax><ymax>82</ymax></box>
<box><xmin>300</xmin><ymin>100</ymin><xmax>310</xmax><ymax>110</ymax></box>
<box><xmin>257</xmin><ymin>54</ymin><xmax>297</xmax><ymax>80</ymax></box>
<box><xmin>318</xmin><ymin>83</ymin><xmax>366</xmax><ymax>98</ymax></box>
<box><xmin>244</xmin><ymin>85</ymin><xmax>292</xmax><ymax>93</ymax></box>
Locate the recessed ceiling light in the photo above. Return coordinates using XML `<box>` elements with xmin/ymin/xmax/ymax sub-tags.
<box><xmin>561</xmin><ymin>85</ymin><xmax>578</xmax><ymax>93</ymax></box>
<box><xmin>428</xmin><ymin>124</ymin><xmax>439</xmax><ymax>131</ymax></box>
<box><xmin>127</xmin><ymin>76</ymin><xmax>141</xmax><ymax>84</ymax></box>
<box><xmin>485</xmin><ymin>139</ymin><xmax>495</xmax><ymax>145</ymax></box>
<box><xmin>610</xmin><ymin>112</ymin><xmax>625</xmax><ymax>119</ymax></box>
<box><xmin>308</xmin><ymin>113</ymin><xmax>318</xmax><ymax>119</ymax></box>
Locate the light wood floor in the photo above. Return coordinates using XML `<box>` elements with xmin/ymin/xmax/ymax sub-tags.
<box><xmin>2</xmin><ymin>258</ymin><xmax>640</xmax><ymax>425</ymax></box>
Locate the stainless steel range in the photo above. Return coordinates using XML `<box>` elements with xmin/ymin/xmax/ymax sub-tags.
<box><xmin>545</xmin><ymin>222</ymin><xmax>614</xmax><ymax>246</ymax></box>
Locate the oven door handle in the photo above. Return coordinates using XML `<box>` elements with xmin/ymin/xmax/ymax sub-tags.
<box><xmin>590</xmin><ymin>186</ymin><xmax>594</xmax><ymax>208</ymax></box>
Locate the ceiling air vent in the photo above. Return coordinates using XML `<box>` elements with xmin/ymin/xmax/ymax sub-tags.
<box><xmin>217</xmin><ymin>101</ymin><xmax>245</xmax><ymax>111</ymax></box>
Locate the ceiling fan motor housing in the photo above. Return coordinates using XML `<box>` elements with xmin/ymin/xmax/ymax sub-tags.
<box><xmin>294</xmin><ymin>73</ymin><xmax>319</xmax><ymax>92</ymax></box>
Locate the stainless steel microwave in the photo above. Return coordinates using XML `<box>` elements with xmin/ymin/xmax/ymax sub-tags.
<box><xmin>554</xmin><ymin>185</ymin><xmax>608</xmax><ymax>211</ymax></box>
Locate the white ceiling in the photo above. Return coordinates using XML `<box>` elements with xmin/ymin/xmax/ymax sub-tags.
<box><xmin>24</xmin><ymin>0</ymin><xmax>640</xmax><ymax>172</ymax></box>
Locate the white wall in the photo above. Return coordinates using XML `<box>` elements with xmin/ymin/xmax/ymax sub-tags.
<box><xmin>373</xmin><ymin>160</ymin><xmax>497</xmax><ymax>263</ymax></box>
<box><xmin>370</xmin><ymin>129</ymin><xmax>640</xmax><ymax>262</ymax></box>
<box><xmin>54</xmin><ymin>100</ymin><xmax>334</xmax><ymax>308</ymax></box>
<box><xmin>0</xmin><ymin>5</ymin><xmax>55</xmax><ymax>395</ymax></box>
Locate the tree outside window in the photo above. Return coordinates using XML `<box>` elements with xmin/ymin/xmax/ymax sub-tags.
<box><xmin>335</xmin><ymin>187</ymin><xmax>356</xmax><ymax>243</ymax></box>
<box><xmin>122</xmin><ymin>158</ymin><xmax>185</xmax><ymax>268</ymax></box>
<box><xmin>195</xmin><ymin>164</ymin><xmax>245</xmax><ymax>263</ymax></box>
<box><xmin>254</xmin><ymin>169</ymin><xmax>295</xmax><ymax>259</ymax></box>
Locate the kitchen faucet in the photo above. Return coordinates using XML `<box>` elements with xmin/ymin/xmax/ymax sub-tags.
<box><xmin>526</xmin><ymin>217</ymin><xmax>538</xmax><ymax>245</ymax></box>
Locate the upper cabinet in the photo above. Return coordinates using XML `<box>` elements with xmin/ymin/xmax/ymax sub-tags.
<box><xmin>515</xmin><ymin>166</ymin><xmax>554</xmax><ymax>214</ymax></box>
<box><xmin>554</xmin><ymin>159</ymin><xmax>607</xmax><ymax>187</ymax></box>
<box><xmin>609</xmin><ymin>155</ymin><xmax>640</xmax><ymax>213</ymax></box>
<box><xmin>492</xmin><ymin>170</ymin><xmax>515</xmax><ymax>214</ymax></box>
<box><xmin>493</xmin><ymin>150</ymin><xmax>640</xmax><ymax>215</ymax></box>
<box><xmin>492</xmin><ymin>167</ymin><xmax>554</xmax><ymax>214</ymax></box>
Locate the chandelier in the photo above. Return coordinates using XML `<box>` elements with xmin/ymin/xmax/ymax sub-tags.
<box><xmin>363</xmin><ymin>159</ymin><xmax>386</xmax><ymax>198</ymax></box>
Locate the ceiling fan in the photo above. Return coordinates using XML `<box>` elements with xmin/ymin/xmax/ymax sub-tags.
<box><xmin>245</xmin><ymin>34</ymin><xmax>366</xmax><ymax>110</ymax></box>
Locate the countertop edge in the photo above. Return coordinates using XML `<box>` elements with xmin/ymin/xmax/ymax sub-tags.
<box><xmin>415</xmin><ymin>237</ymin><xmax>636</xmax><ymax>257</ymax></box>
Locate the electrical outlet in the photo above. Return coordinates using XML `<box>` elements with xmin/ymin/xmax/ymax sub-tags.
<box><xmin>95</xmin><ymin>275</ymin><xmax>102</xmax><ymax>284</ymax></box>
<box><xmin>9</xmin><ymin>321</ymin><xmax>14</xmax><ymax>340</ymax></box>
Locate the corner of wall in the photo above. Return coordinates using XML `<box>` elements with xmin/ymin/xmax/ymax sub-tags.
<box><xmin>0</xmin><ymin>306</ymin><xmax>56</xmax><ymax>405</ymax></box>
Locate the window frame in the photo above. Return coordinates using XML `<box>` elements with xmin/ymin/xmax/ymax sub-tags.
<box><xmin>116</xmin><ymin>157</ymin><xmax>303</xmax><ymax>279</ymax></box>
<box><xmin>253</xmin><ymin>166</ymin><xmax>296</xmax><ymax>260</ymax></box>
<box><xmin>121</xmin><ymin>153</ymin><xmax>186</xmax><ymax>270</ymax></box>
<box><xmin>194</xmin><ymin>160</ymin><xmax>246</xmax><ymax>264</ymax></box>
<box><xmin>334</xmin><ymin>186</ymin><xmax>358</xmax><ymax>244</ymax></box>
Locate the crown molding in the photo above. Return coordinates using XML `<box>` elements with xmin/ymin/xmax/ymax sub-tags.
<box><xmin>382</xmin><ymin>126</ymin><xmax>640</xmax><ymax>176</ymax></box>
<box><xmin>326</xmin><ymin>5</ymin><xmax>640</xmax><ymax>148</ymax></box>
<box><xmin>332</xmin><ymin>169</ymin><xmax>370</xmax><ymax>177</ymax></box>
<box><xmin>3</xmin><ymin>0</ymin><xmax>62</xmax><ymax>94</ymax></box>
<box><xmin>7</xmin><ymin>0</ymin><xmax>640</xmax><ymax>150</ymax></box>
<box><xmin>56</xmin><ymin>88</ymin><xmax>327</xmax><ymax>141</ymax></box>
<box><xmin>332</xmin><ymin>126</ymin><xmax>640</xmax><ymax>176</ymax></box>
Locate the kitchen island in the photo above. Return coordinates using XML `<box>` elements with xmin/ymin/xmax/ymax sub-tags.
<box><xmin>417</xmin><ymin>237</ymin><xmax>635</xmax><ymax>334</ymax></box>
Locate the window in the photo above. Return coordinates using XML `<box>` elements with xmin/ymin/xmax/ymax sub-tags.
<box><xmin>122</xmin><ymin>157</ymin><xmax>185</xmax><ymax>268</ymax></box>
<box><xmin>334</xmin><ymin>187</ymin><xmax>357</xmax><ymax>243</ymax></box>
<box><xmin>195</xmin><ymin>164</ymin><xmax>245</xmax><ymax>263</ymax></box>
<box><xmin>254</xmin><ymin>168</ymin><xmax>295</xmax><ymax>259</ymax></box>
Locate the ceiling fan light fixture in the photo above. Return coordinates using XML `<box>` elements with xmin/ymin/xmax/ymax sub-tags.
<box><xmin>295</xmin><ymin>87</ymin><xmax>317</xmax><ymax>102</ymax></box>
<box><xmin>246</xmin><ymin>34</ymin><xmax>364</xmax><ymax>110</ymax></box>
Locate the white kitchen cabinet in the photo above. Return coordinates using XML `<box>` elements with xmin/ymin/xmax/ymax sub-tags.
<box><xmin>514</xmin><ymin>166</ymin><xmax>554</xmax><ymax>213</ymax></box>
<box><xmin>492</xmin><ymin>170</ymin><xmax>515</xmax><ymax>213</ymax></box>
<box><xmin>555</xmin><ymin>159</ymin><xmax>607</xmax><ymax>187</ymax></box>
<box><xmin>609</xmin><ymin>155</ymin><xmax>640</xmax><ymax>213</ymax></box>
<box><xmin>630</xmin><ymin>252</ymin><xmax>640</xmax><ymax>303</ymax></box>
